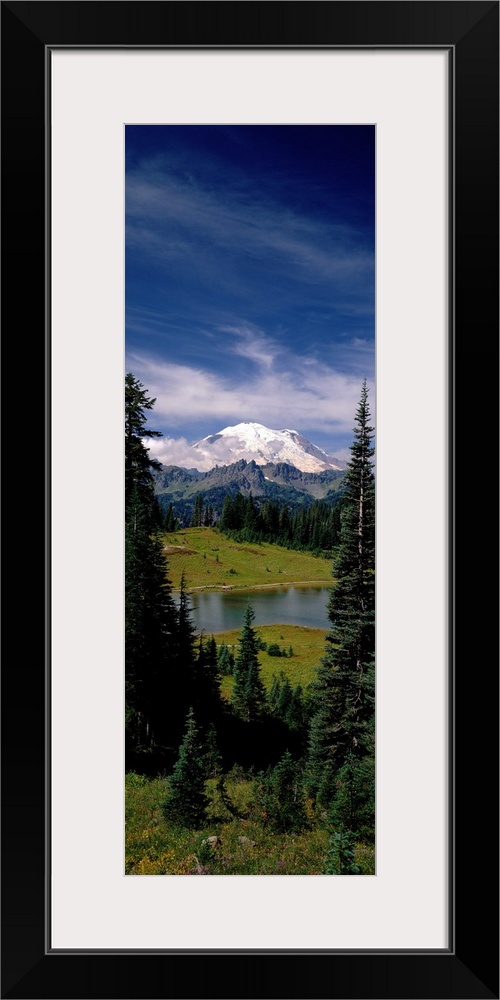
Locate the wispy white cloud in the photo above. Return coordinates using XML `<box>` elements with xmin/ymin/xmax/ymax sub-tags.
<box><xmin>221</xmin><ymin>325</ymin><xmax>279</xmax><ymax>371</ymax></box>
<box><xmin>128</xmin><ymin>349</ymin><xmax>374</xmax><ymax>448</ymax></box>
<box><xmin>126</xmin><ymin>168</ymin><xmax>373</xmax><ymax>295</ymax></box>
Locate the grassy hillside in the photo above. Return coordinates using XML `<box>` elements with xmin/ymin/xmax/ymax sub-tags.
<box><xmin>125</xmin><ymin>771</ymin><xmax>375</xmax><ymax>876</ymax></box>
<box><xmin>214</xmin><ymin>623</ymin><xmax>327</xmax><ymax>698</ymax></box>
<box><xmin>163</xmin><ymin>526</ymin><xmax>334</xmax><ymax>590</ymax></box>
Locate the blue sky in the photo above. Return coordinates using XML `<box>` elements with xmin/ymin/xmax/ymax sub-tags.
<box><xmin>126</xmin><ymin>125</ymin><xmax>374</xmax><ymax>468</ymax></box>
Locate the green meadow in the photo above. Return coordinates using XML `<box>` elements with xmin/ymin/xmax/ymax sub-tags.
<box><xmin>214</xmin><ymin>623</ymin><xmax>328</xmax><ymax>699</ymax></box>
<box><xmin>163</xmin><ymin>527</ymin><xmax>334</xmax><ymax>591</ymax></box>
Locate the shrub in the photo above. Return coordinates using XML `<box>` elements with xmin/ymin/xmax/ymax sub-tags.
<box><xmin>257</xmin><ymin>751</ymin><xmax>308</xmax><ymax>833</ymax></box>
<box><xmin>324</xmin><ymin>829</ymin><xmax>361</xmax><ymax>875</ymax></box>
<box><xmin>267</xmin><ymin>643</ymin><xmax>282</xmax><ymax>657</ymax></box>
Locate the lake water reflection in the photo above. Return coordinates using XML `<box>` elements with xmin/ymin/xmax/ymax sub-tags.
<box><xmin>187</xmin><ymin>585</ymin><xmax>332</xmax><ymax>634</ymax></box>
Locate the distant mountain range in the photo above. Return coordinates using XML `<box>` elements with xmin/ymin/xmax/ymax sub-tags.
<box><xmin>154</xmin><ymin>420</ymin><xmax>347</xmax><ymax>525</ymax></box>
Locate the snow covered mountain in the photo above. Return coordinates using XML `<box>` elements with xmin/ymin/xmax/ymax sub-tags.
<box><xmin>192</xmin><ymin>422</ymin><xmax>345</xmax><ymax>474</ymax></box>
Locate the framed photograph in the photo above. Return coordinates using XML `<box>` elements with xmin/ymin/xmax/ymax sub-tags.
<box><xmin>2</xmin><ymin>2</ymin><xmax>498</xmax><ymax>998</ymax></box>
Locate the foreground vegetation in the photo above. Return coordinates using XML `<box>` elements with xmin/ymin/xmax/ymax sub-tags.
<box><xmin>125</xmin><ymin>771</ymin><xmax>375</xmax><ymax>876</ymax></box>
<box><xmin>163</xmin><ymin>526</ymin><xmax>334</xmax><ymax>591</ymax></box>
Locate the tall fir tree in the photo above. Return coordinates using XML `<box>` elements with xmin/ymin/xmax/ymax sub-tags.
<box><xmin>161</xmin><ymin>708</ymin><xmax>209</xmax><ymax>828</ymax></box>
<box><xmin>125</xmin><ymin>372</ymin><xmax>162</xmax><ymax>530</ymax></box>
<box><xmin>125</xmin><ymin>496</ymin><xmax>178</xmax><ymax>751</ymax></box>
<box><xmin>192</xmin><ymin>633</ymin><xmax>223</xmax><ymax>729</ymax></box>
<box><xmin>190</xmin><ymin>492</ymin><xmax>203</xmax><ymax>527</ymax></box>
<box><xmin>125</xmin><ymin>374</ymin><xmax>179</xmax><ymax>759</ymax></box>
<box><xmin>231</xmin><ymin>604</ymin><xmax>267</xmax><ymax>722</ymax></box>
<box><xmin>307</xmin><ymin>379</ymin><xmax>375</xmax><ymax>817</ymax></box>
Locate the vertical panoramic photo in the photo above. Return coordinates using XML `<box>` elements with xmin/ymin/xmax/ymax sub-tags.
<box><xmin>125</xmin><ymin>125</ymin><xmax>375</xmax><ymax>875</ymax></box>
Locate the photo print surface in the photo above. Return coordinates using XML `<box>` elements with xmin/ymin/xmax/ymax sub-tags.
<box><xmin>125</xmin><ymin>125</ymin><xmax>375</xmax><ymax>876</ymax></box>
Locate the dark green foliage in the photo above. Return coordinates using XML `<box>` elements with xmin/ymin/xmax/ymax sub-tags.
<box><xmin>307</xmin><ymin>380</ymin><xmax>375</xmax><ymax>826</ymax></box>
<box><xmin>190</xmin><ymin>492</ymin><xmax>204</xmax><ymax>527</ymax></box>
<box><xmin>164</xmin><ymin>502</ymin><xmax>178</xmax><ymax>532</ymax></box>
<box><xmin>125</xmin><ymin>375</ymin><xmax>228</xmax><ymax>770</ymax></box>
<box><xmin>243</xmin><ymin>491</ymin><xmax>258</xmax><ymax>533</ymax></box>
<box><xmin>324</xmin><ymin>828</ymin><xmax>361</xmax><ymax>875</ymax></box>
<box><xmin>286</xmin><ymin>684</ymin><xmax>306</xmax><ymax>732</ymax></box>
<box><xmin>231</xmin><ymin>605</ymin><xmax>267</xmax><ymax>722</ymax></box>
<box><xmin>219</xmin><ymin>493</ymin><xmax>236</xmax><ymax>530</ymax></box>
<box><xmin>192</xmin><ymin>632</ymin><xmax>222</xmax><ymax>729</ymax></box>
<box><xmin>125</xmin><ymin>515</ymin><xmax>178</xmax><ymax>750</ymax></box>
<box><xmin>328</xmin><ymin>752</ymin><xmax>375</xmax><ymax>843</ymax></box>
<box><xmin>306</xmin><ymin>705</ymin><xmax>338</xmax><ymax>806</ymax></box>
<box><xmin>175</xmin><ymin>571</ymin><xmax>197</xmax><ymax>667</ymax></box>
<box><xmin>267</xmin><ymin>643</ymin><xmax>283</xmax><ymax>657</ymax></box>
<box><xmin>277</xmin><ymin>676</ymin><xmax>294</xmax><ymax>716</ymax></box>
<box><xmin>196</xmin><ymin>837</ymin><xmax>217</xmax><ymax>867</ymax></box>
<box><xmin>269</xmin><ymin>673</ymin><xmax>306</xmax><ymax>733</ymax></box>
<box><xmin>232</xmin><ymin>493</ymin><xmax>247</xmax><ymax>529</ymax></box>
<box><xmin>125</xmin><ymin>373</ymin><xmax>162</xmax><ymax>530</ymax></box>
<box><xmin>125</xmin><ymin>374</ymin><xmax>180</xmax><ymax>759</ymax></box>
<box><xmin>217</xmin><ymin>641</ymin><xmax>234</xmax><ymax>675</ymax></box>
<box><xmin>203</xmin><ymin>723</ymin><xmax>222</xmax><ymax>779</ymax></box>
<box><xmin>268</xmin><ymin>674</ymin><xmax>282</xmax><ymax>712</ymax></box>
<box><xmin>257</xmin><ymin>751</ymin><xmax>307</xmax><ymax>833</ymax></box>
<box><xmin>161</xmin><ymin>708</ymin><xmax>209</xmax><ymax>828</ymax></box>
<box><xmin>218</xmin><ymin>492</ymin><xmax>345</xmax><ymax>553</ymax></box>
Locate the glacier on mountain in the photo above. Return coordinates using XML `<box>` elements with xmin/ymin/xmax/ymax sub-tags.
<box><xmin>191</xmin><ymin>421</ymin><xmax>345</xmax><ymax>474</ymax></box>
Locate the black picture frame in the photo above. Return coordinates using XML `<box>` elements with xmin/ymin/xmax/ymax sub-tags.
<box><xmin>1</xmin><ymin>2</ymin><xmax>498</xmax><ymax>998</ymax></box>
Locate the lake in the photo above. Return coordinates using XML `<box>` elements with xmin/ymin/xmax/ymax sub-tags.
<box><xmin>186</xmin><ymin>585</ymin><xmax>332</xmax><ymax>634</ymax></box>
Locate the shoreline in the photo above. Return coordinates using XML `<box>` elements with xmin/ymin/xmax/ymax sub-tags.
<box><xmin>176</xmin><ymin>579</ymin><xmax>333</xmax><ymax>594</ymax></box>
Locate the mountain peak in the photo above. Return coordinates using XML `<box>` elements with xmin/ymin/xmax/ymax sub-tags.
<box><xmin>192</xmin><ymin>422</ymin><xmax>345</xmax><ymax>473</ymax></box>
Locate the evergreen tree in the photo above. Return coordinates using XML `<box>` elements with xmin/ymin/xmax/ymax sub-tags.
<box><xmin>261</xmin><ymin>500</ymin><xmax>280</xmax><ymax>536</ymax></box>
<box><xmin>217</xmin><ymin>641</ymin><xmax>233</xmax><ymax>676</ymax></box>
<box><xmin>286</xmin><ymin>684</ymin><xmax>306</xmax><ymax>732</ymax></box>
<box><xmin>125</xmin><ymin>505</ymin><xmax>178</xmax><ymax>749</ymax></box>
<box><xmin>191</xmin><ymin>492</ymin><xmax>203</xmax><ymax>527</ymax></box>
<box><xmin>258</xmin><ymin>751</ymin><xmax>307</xmax><ymax>833</ymax></box>
<box><xmin>125</xmin><ymin>373</ymin><xmax>162</xmax><ymax>529</ymax></box>
<box><xmin>328</xmin><ymin>752</ymin><xmax>375</xmax><ymax>843</ymax></box>
<box><xmin>192</xmin><ymin>632</ymin><xmax>222</xmax><ymax>728</ymax></box>
<box><xmin>268</xmin><ymin>673</ymin><xmax>282</xmax><ymax>712</ymax></box>
<box><xmin>125</xmin><ymin>374</ymin><xmax>179</xmax><ymax>760</ymax></box>
<box><xmin>165</xmin><ymin>502</ymin><xmax>178</xmax><ymax>532</ymax></box>
<box><xmin>232</xmin><ymin>492</ymin><xmax>246</xmax><ymax>529</ymax></box>
<box><xmin>161</xmin><ymin>708</ymin><xmax>209</xmax><ymax>828</ymax></box>
<box><xmin>307</xmin><ymin>380</ymin><xmax>375</xmax><ymax>817</ymax></box>
<box><xmin>277</xmin><ymin>675</ymin><xmax>293</xmax><ymax>717</ymax></box>
<box><xmin>220</xmin><ymin>494</ymin><xmax>234</xmax><ymax>530</ymax></box>
<box><xmin>243</xmin><ymin>492</ymin><xmax>258</xmax><ymax>535</ymax></box>
<box><xmin>231</xmin><ymin>604</ymin><xmax>267</xmax><ymax>722</ymax></box>
<box><xmin>176</xmin><ymin>572</ymin><xmax>196</xmax><ymax>665</ymax></box>
<box><xmin>203</xmin><ymin>722</ymin><xmax>222</xmax><ymax>778</ymax></box>
<box><xmin>279</xmin><ymin>505</ymin><xmax>292</xmax><ymax>542</ymax></box>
